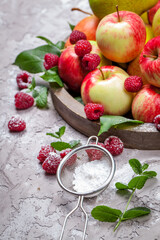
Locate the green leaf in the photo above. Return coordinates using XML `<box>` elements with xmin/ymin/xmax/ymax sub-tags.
<box><xmin>35</xmin><ymin>86</ymin><xmax>48</xmax><ymax>108</ymax></box>
<box><xmin>142</xmin><ymin>163</ymin><xmax>149</xmax><ymax>171</ymax></box>
<box><xmin>122</xmin><ymin>207</ymin><xmax>150</xmax><ymax>221</ymax></box>
<box><xmin>58</xmin><ymin>126</ymin><xmax>66</xmax><ymax>138</ymax></box>
<box><xmin>128</xmin><ymin>176</ymin><xmax>148</xmax><ymax>190</ymax></box>
<box><xmin>55</xmin><ymin>41</ymin><xmax>65</xmax><ymax>50</ymax></box>
<box><xmin>40</xmin><ymin>67</ymin><xmax>64</xmax><ymax>87</ymax></box>
<box><xmin>32</xmin><ymin>89</ymin><xmax>39</xmax><ymax>98</ymax></box>
<box><xmin>31</xmin><ymin>77</ymin><xmax>36</xmax><ymax>89</ymax></box>
<box><xmin>129</xmin><ymin>159</ymin><xmax>142</xmax><ymax>175</ymax></box>
<box><xmin>98</xmin><ymin>115</ymin><xmax>143</xmax><ymax>136</ymax></box>
<box><xmin>69</xmin><ymin>140</ymin><xmax>80</xmax><ymax>148</ymax></box>
<box><xmin>142</xmin><ymin>171</ymin><xmax>157</xmax><ymax>178</ymax></box>
<box><xmin>91</xmin><ymin>206</ymin><xmax>122</xmax><ymax>222</ymax></box>
<box><xmin>46</xmin><ymin>133</ymin><xmax>60</xmax><ymax>139</ymax></box>
<box><xmin>13</xmin><ymin>44</ymin><xmax>61</xmax><ymax>73</ymax></box>
<box><xmin>51</xmin><ymin>141</ymin><xmax>71</xmax><ymax>151</ymax></box>
<box><xmin>68</xmin><ymin>22</ymin><xmax>75</xmax><ymax>31</ymax></box>
<box><xmin>115</xmin><ymin>182</ymin><xmax>130</xmax><ymax>190</ymax></box>
<box><xmin>37</xmin><ymin>36</ymin><xmax>54</xmax><ymax>46</ymax></box>
<box><xmin>74</xmin><ymin>96</ymin><xmax>84</xmax><ymax>105</ymax></box>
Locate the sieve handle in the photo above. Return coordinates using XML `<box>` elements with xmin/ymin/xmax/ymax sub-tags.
<box><xmin>86</xmin><ymin>136</ymin><xmax>98</xmax><ymax>145</ymax></box>
<box><xmin>59</xmin><ymin>196</ymin><xmax>88</xmax><ymax>240</ymax></box>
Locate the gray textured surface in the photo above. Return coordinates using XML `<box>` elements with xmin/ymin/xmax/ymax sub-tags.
<box><xmin>0</xmin><ymin>0</ymin><xmax>160</xmax><ymax>239</ymax></box>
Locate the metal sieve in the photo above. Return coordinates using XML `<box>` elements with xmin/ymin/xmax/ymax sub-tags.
<box><xmin>56</xmin><ymin>136</ymin><xmax>116</xmax><ymax>240</ymax></box>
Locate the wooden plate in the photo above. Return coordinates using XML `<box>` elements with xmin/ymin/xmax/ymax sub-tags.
<box><xmin>50</xmin><ymin>86</ymin><xmax>160</xmax><ymax>150</ymax></box>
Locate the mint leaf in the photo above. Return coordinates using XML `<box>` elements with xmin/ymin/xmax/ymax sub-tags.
<box><xmin>58</xmin><ymin>126</ymin><xmax>66</xmax><ymax>138</ymax></box>
<box><xmin>32</xmin><ymin>89</ymin><xmax>39</xmax><ymax>98</ymax></box>
<box><xmin>98</xmin><ymin>115</ymin><xmax>143</xmax><ymax>136</ymax></box>
<box><xmin>41</xmin><ymin>67</ymin><xmax>63</xmax><ymax>87</ymax></box>
<box><xmin>35</xmin><ymin>86</ymin><xmax>48</xmax><ymax>108</ymax></box>
<box><xmin>51</xmin><ymin>141</ymin><xmax>71</xmax><ymax>151</ymax></box>
<box><xmin>115</xmin><ymin>182</ymin><xmax>130</xmax><ymax>190</ymax></box>
<box><xmin>69</xmin><ymin>140</ymin><xmax>80</xmax><ymax>148</ymax></box>
<box><xmin>13</xmin><ymin>44</ymin><xmax>61</xmax><ymax>73</ymax></box>
<box><xmin>68</xmin><ymin>22</ymin><xmax>75</xmax><ymax>31</ymax></box>
<box><xmin>91</xmin><ymin>206</ymin><xmax>122</xmax><ymax>222</ymax></box>
<box><xmin>129</xmin><ymin>159</ymin><xmax>142</xmax><ymax>175</ymax></box>
<box><xmin>37</xmin><ymin>36</ymin><xmax>54</xmax><ymax>46</ymax></box>
<box><xmin>122</xmin><ymin>207</ymin><xmax>150</xmax><ymax>221</ymax></box>
<box><xmin>142</xmin><ymin>163</ymin><xmax>149</xmax><ymax>171</ymax></box>
<box><xmin>128</xmin><ymin>176</ymin><xmax>148</xmax><ymax>190</ymax></box>
<box><xmin>55</xmin><ymin>41</ymin><xmax>65</xmax><ymax>50</ymax></box>
<box><xmin>142</xmin><ymin>171</ymin><xmax>157</xmax><ymax>178</ymax></box>
<box><xmin>46</xmin><ymin>133</ymin><xmax>60</xmax><ymax>139</ymax></box>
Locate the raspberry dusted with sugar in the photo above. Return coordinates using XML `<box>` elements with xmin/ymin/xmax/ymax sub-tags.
<box><xmin>37</xmin><ymin>145</ymin><xmax>56</xmax><ymax>163</ymax></box>
<box><xmin>70</xmin><ymin>30</ymin><xmax>87</xmax><ymax>44</ymax></box>
<box><xmin>86</xmin><ymin>142</ymin><xmax>105</xmax><ymax>161</ymax></box>
<box><xmin>16</xmin><ymin>71</ymin><xmax>32</xmax><ymax>89</ymax></box>
<box><xmin>15</xmin><ymin>92</ymin><xmax>34</xmax><ymax>110</ymax></box>
<box><xmin>84</xmin><ymin>103</ymin><xmax>104</xmax><ymax>120</ymax></box>
<box><xmin>153</xmin><ymin>114</ymin><xmax>160</xmax><ymax>131</ymax></box>
<box><xmin>74</xmin><ymin>40</ymin><xmax>92</xmax><ymax>57</ymax></box>
<box><xmin>124</xmin><ymin>76</ymin><xmax>143</xmax><ymax>92</ymax></box>
<box><xmin>82</xmin><ymin>53</ymin><xmax>101</xmax><ymax>71</ymax></box>
<box><xmin>104</xmin><ymin>136</ymin><xmax>124</xmax><ymax>156</ymax></box>
<box><xmin>43</xmin><ymin>53</ymin><xmax>59</xmax><ymax>70</ymax></box>
<box><xmin>60</xmin><ymin>149</ymin><xmax>77</xmax><ymax>166</ymax></box>
<box><xmin>42</xmin><ymin>152</ymin><xmax>62</xmax><ymax>174</ymax></box>
<box><xmin>8</xmin><ymin>116</ymin><xmax>26</xmax><ymax>132</ymax></box>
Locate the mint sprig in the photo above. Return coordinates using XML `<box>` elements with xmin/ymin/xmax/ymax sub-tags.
<box><xmin>37</xmin><ymin>36</ymin><xmax>65</xmax><ymax>50</ymax></box>
<box><xmin>91</xmin><ymin>159</ymin><xmax>157</xmax><ymax>231</ymax></box>
<box><xmin>40</xmin><ymin>67</ymin><xmax>63</xmax><ymax>87</ymax></box>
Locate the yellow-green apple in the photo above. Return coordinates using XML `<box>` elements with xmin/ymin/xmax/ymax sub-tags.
<box><xmin>148</xmin><ymin>0</ymin><xmax>160</xmax><ymax>24</ymax></box>
<box><xmin>140</xmin><ymin>36</ymin><xmax>160</xmax><ymax>87</ymax></box>
<box><xmin>65</xmin><ymin>15</ymin><xmax>100</xmax><ymax>47</ymax></box>
<box><xmin>152</xmin><ymin>8</ymin><xmax>160</xmax><ymax>36</ymax></box>
<box><xmin>141</xmin><ymin>11</ymin><xmax>149</xmax><ymax>24</ymax></box>
<box><xmin>81</xmin><ymin>66</ymin><xmax>133</xmax><ymax>115</ymax></box>
<box><xmin>132</xmin><ymin>84</ymin><xmax>160</xmax><ymax>122</ymax></box>
<box><xmin>58</xmin><ymin>41</ymin><xmax>111</xmax><ymax>93</ymax></box>
<box><xmin>96</xmin><ymin>11</ymin><xmax>146</xmax><ymax>63</ymax></box>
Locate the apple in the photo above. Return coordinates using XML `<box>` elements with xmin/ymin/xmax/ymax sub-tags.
<box><xmin>132</xmin><ymin>84</ymin><xmax>160</xmax><ymax>122</ymax></box>
<box><xmin>96</xmin><ymin>11</ymin><xmax>146</xmax><ymax>63</ymax></box>
<box><xmin>81</xmin><ymin>66</ymin><xmax>133</xmax><ymax>116</ymax></box>
<box><xmin>152</xmin><ymin>8</ymin><xmax>160</xmax><ymax>37</ymax></box>
<box><xmin>58</xmin><ymin>41</ymin><xmax>112</xmax><ymax>93</ymax></box>
<box><xmin>140</xmin><ymin>36</ymin><xmax>160</xmax><ymax>88</ymax></box>
<box><xmin>148</xmin><ymin>0</ymin><xmax>160</xmax><ymax>24</ymax></box>
<box><xmin>65</xmin><ymin>15</ymin><xmax>100</xmax><ymax>48</ymax></box>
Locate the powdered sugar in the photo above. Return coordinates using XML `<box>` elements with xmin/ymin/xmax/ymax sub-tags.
<box><xmin>72</xmin><ymin>159</ymin><xmax>110</xmax><ymax>193</ymax></box>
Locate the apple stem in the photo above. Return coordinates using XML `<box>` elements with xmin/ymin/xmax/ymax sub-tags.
<box><xmin>71</xmin><ymin>8</ymin><xmax>92</xmax><ymax>16</ymax></box>
<box><xmin>143</xmin><ymin>54</ymin><xmax>157</xmax><ymax>59</ymax></box>
<box><xmin>98</xmin><ymin>67</ymin><xmax>105</xmax><ymax>80</ymax></box>
<box><xmin>116</xmin><ymin>5</ymin><xmax>120</xmax><ymax>22</ymax></box>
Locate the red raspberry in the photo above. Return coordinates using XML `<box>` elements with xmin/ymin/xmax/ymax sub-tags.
<box><xmin>15</xmin><ymin>92</ymin><xmax>34</xmax><ymax>110</ymax></box>
<box><xmin>104</xmin><ymin>136</ymin><xmax>124</xmax><ymax>156</ymax></box>
<box><xmin>16</xmin><ymin>71</ymin><xmax>32</xmax><ymax>89</ymax></box>
<box><xmin>8</xmin><ymin>116</ymin><xmax>26</xmax><ymax>132</ymax></box>
<box><xmin>74</xmin><ymin>40</ymin><xmax>92</xmax><ymax>57</ymax></box>
<box><xmin>84</xmin><ymin>103</ymin><xmax>104</xmax><ymax>120</ymax></box>
<box><xmin>43</xmin><ymin>53</ymin><xmax>59</xmax><ymax>70</ymax></box>
<box><xmin>124</xmin><ymin>76</ymin><xmax>143</xmax><ymax>92</ymax></box>
<box><xmin>153</xmin><ymin>114</ymin><xmax>160</xmax><ymax>131</ymax></box>
<box><xmin>42</xmin><ymin>152</ymin><xmax>62</xmax><ymax>174</ymax></box>
<box><xmin>82</xmin><ymin>53</ymin><xmax>101</xmax><ymax>71</ymax></box>
<box><xmin>60</xmin><ymin>148</ymin><xmax>77</xmax><ymax>166</ymax></box>
<box><xmin>86</xmin><ymin>142</ymin><xmax>105</xmax><ymax>161</ymax></box>
<box><xmin>37</xmin><ymin>145</ymin><xmax>56</xmax><ymax>163</ymax></box>
<box><xmin>69</xmin><ymin>30</ymin><xmax>87</xmax><ymax>44</ymax></box>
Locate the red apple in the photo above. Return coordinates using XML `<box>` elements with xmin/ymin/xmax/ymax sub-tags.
<box><xmin>132</xmin><ymin>84</ymin><xmax>160</xmax><ymax>122</ymax></box>
<box><xmin>96</xmin><ymin>11</ymin><xmax>146</xmax><ymax>63</ymax></box>
<box><xmin>148</xmin><ymin>0</ymin><xmax>160</xmax><ymax>24</ymax></box>
<box><xmin>65</xmin><ymin>15</ymin><xmax>100</xmax><ymax>47</ymax></box>
<box><xmin>140</xmin><ymin>36</ymin><xmax>160</xmax><ymax>88</ymax></box>
<box><xmin>81</xmin><ymin>66</ymin><xmax>133</xmax><ymax>115</ymax></box>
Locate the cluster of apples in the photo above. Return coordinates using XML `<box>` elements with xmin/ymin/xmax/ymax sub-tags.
<box><xmin>58</xmin><ymin>0</ymin><xmax>160</xmax><ymax>124</ymax></box>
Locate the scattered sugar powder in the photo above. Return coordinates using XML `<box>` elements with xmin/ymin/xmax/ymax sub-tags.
<box><xmin>72</xmin><ymin>160</ymin><xmax>110</xmax><ymax>193</ymax></box>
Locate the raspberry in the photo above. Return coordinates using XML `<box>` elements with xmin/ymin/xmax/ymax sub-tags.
<box><xmin>69</xmin><ymin>30</ymin><xmax>87</xmax><ymax>44</ymax></box>
<box><xmin>84</xmin><ymin>103</ymin><xmax>104</xmax><ymax>120</ymax></box>
<box><xmin>16</xmin><ymin>71</ymin><xmax>32</xmax><ymax>89</ymax></box>
<box><xmin>82</xmin><ymin>53</ymin><xmax>101</xmax><ymax>71</ymax></box>
<box><xmin>37</xmin><ymin>145</ymin><xmax>56</xmax><ymax>163</ymax></box>
<box><xmin>43</xmin><ymin>53</ymin><xmax>59</xmax><ymax>70</ymax></box>
<box><xmin>86</xmin><ymin>142</ymin><xmax>105</xmax><ymax>161</ymax></box>
<box><xmin>74</xmin><ymin>40</ymin><xmax>92</xmax><ymax>57</ymax></box>
<box><xmin>15</xmin><ymin>92</ymin><xmax>34</xmax><ymax>109</ymax></box>
<box><xmin>153</xmin><ymin>114</ymin><xmax>160</xmax><ymax>131</ymax></box>
<box><xmin>104</xmin><ymin>136</ymin><xmax>124</xmax><ymax>156</ymax></box>
<box><xmin>8</xmin><ymin>115</ymin><xmax>26</xmax><ymax>132</ymax></box>
<box><xmin>60</xmin><ymin>148</ymin><xmax>77</xmax><ymax>166</ymax></box>
<box><xmin>42</xmin><ymin>152</ymin><xmax>62</xmax><ymax>174</ymax></box>
<box><xmin>124</xmin><ymin>76</ymin><xmax>143</xmax><ymax>92</ymax></box>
